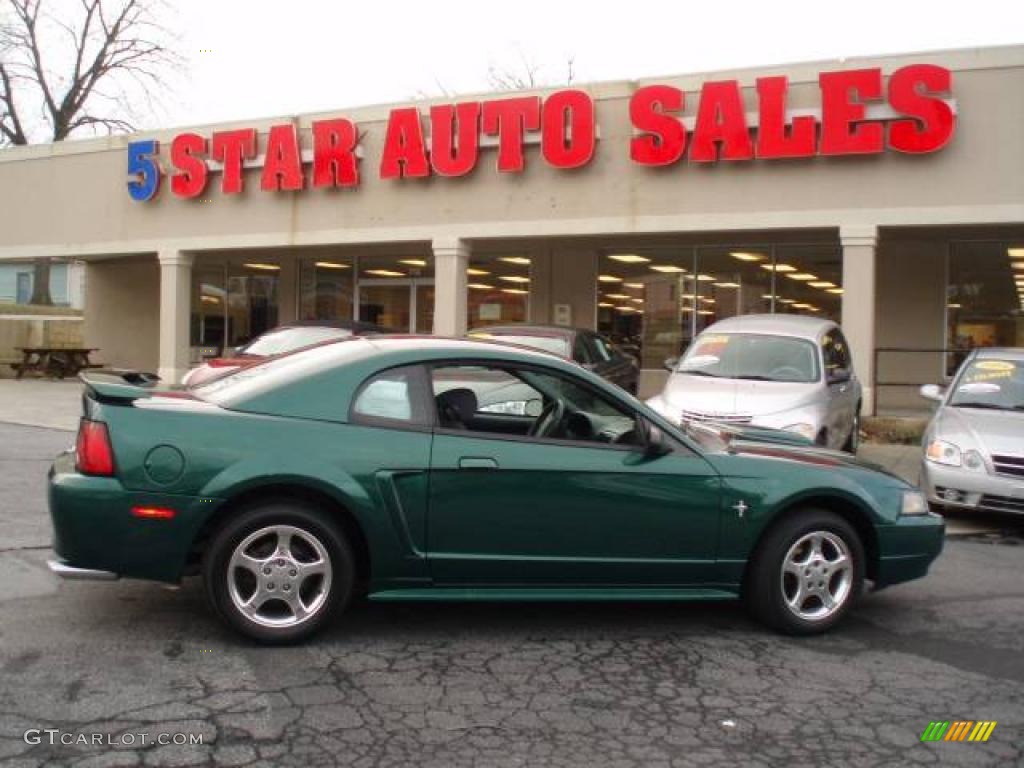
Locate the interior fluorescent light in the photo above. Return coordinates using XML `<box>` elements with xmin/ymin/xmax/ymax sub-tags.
<box><xmin>947</xmin><ymin>303</ymin><xmax>961</xmax><ymax>309</ymax></box>
<box><xmin>650</xmin><ymin>265</ymin><xmax>687</xmax><ymax>273</ymax></box>
<box><xmin>787</xmin><ymin>273</ymin><xmax>818</xmax><ymax>281</ymax></box>
<box><xmin>365</xmin><ymin>269</ymin><xmax>405</xmax><ymax>277</ymax></box>
<box><xmin>500</xmin><ymin>257</ymin><xmax>531</xmax><ymax>265</ymax></box>
<box><xmin>399</xmin><ymin>259</ymin><xmax>428</xmax><ymax>267</ymax></box>
<box><xmin>826</xmin><ymin>288</ymin><xmax>844</xmax><ymax>295</ymax></box>
<box><xmin>808</xmin><ymin>281</ymin><xmax>835</xmax><ymax>288</ymax></box>
<box><xmin>501</xmin><ymin>288</ymin><xmax>528</xmax><ymax>295</ymax></box>
<box><xmin>468</xmin><ymin>283</ymin><xmax>494</xmax><ymax>290</ymax></box>
<box><xmin>607</xmin><ymin>254</ymin><xmax>651</xmax><ymax>264</ymax></box>
<box><xmin>699</xmin><ymin>297</ymin><xmax>716</xmax><ymax>304</ymax></box>
<box><xmin>624</xmin><ymin>282</ymin><xmax>645</xmax><ymax>289</ymax></box>
<box><xmin>697</xmin><ymin>309</ymin><xmax>714</xmax><ymax>316</ymax></box>
<box><xmin>730</xmin><ymin>252</ymin><xmax>765</xmax><ymax>262</ymax></box>
<box><xmin>605</xmin><ymin>293</ymin><xmax>631</xmax><ymax>300</ymax></box>
<box><xmin>1012</xmin><ymin>261</ymin><xmax>1024</xmax><ymax>270</ymax></box>
<box><xmin>714</xmin><ymin>282</ymin><xmax>740</xmax><ymax>288</ymax></box>
<box><xmin>598</xmin><ymin>275</ymin><xmax>623</xmax><ymax>283</ymax></box>
<box><xmin>314</xmin><ymin>261</ymin><xmax>349</xmax><ymax>270</ymax></box>
<box><xmin>761</xmin><ymin>263</ymin><xmax>796</xmax><ymax>273</ymax></box>
<box><xmin>792</xmin><ymin>302</ymin><xmax>812</xmax><ymax>309</ymax></box>
<box><xmin>467</xmin><ymin>268</ymin><xmax>490</xmax><ymax>276</ymax></box>
<box><xmin>695</xmin><ymin>274</ymin><xmax>715</xmax><ymax>282</ymax></box>
<box><xmin>598</xmin><ymin>302</ymin><xmax>614</xmax><ymax>308</ymax></box>
<box><xmin>778</xmin><ymin>298</ymin><xmax>796</xmax><ymax>304</ymax></box>
<box><xmin>1007</xmin><ymin>247</ymin><xmax>1024</xmax><ymax>258</ymax></box>
<box><xmin>630</xmin><ymin>298</ymin><xmax>644</xmax><ymax>304</ymax></box>
<box><xmin>243</xmin><ymin>263</ymin><xmax>280</xmax><ymax>271</ymax></box>
<box><xmin>499</xmin><ymin>275</ymin><xmax>530</xmax><ymax>283</ymax></box>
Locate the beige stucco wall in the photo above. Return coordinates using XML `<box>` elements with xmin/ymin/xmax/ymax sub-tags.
<box><xmin>0</xmin><ymin>46</ymin><xmax>1022</xmax><ymax>260</ymax></box>
<box><xmin>83</xmin><ymin>258</ymin><xmax>159</xmax><ymax>371</ymax></box>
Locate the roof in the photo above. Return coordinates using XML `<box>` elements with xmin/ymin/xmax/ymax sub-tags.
<box><xmin>470</xmin><ymin>324</ymin><xmax>577</xmax><ymax>338</ymax></box>
<box><xmin>972</xmin><ymin>347</ymin><xmax>1024</xmax><ymax>360</ymax></box>
<box><xmin>363</xmin><ymin>335</ymin><xmax>570</xmax><ymax>364</ymax></box>
<box><xmin>700</xmin><ymin>314</ymin><xmax>837</xmax><ymax>341</ymax></box>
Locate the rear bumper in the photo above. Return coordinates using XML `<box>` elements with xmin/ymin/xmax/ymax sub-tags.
<box><xmin>873</xmin><ymin>512</ymin><xmax>945</xmax><ymax>588</ymax></box>
<box><xmin>48</xmin><ymin>559</ymin><xmax>119</xmax><ymax>581</ymax></box>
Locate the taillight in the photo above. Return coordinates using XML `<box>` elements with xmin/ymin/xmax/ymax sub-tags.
<box><xmin>76</xmin><ymin>420</ymin><xmax>115</xmax><ymax>476</ymax></box>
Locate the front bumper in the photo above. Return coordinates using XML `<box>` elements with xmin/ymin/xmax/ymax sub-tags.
<box><xmin>873</xmin><ymin>512</ymin><xmax>945</xmax><ymax>589</ymax></box>
<box><xmin>921</xmin><ymin>460</ymin><xmax>1024</xmax><ymax>515</ymax></box>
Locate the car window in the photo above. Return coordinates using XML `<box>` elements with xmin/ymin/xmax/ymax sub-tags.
<box><xmin>240</xmin><ymin>326</ymin><xmax>352</xmax><ymax>356</ymax></box>
<box><xmin>590</xmin><ymin>334</ymin><xmax>614</xmax><ymax>362</ymax></box>
<box><xmin>430</xmin><ymin>363</ymin><xmax>640</xmax><ymax>447</ymax></box>
<box><xmin>573</xmin><ymin>335</ymin><xmax>591</xmax><ymax>364</ymax></box>
<box><xmin>822</xmin><ymin>332</ymin><xmax>852</xmax><ymax>380</ymax></box>
<box><xmin>351</xmin><ymin>366</ymin><xmax>429</xmax><ymax>426</ymax></box>
<box><xmin>469</xmin><ymin>332</ymin><xmax>571</xmax><ymax>358</ymax></box>
<box><xmin>948</xmin><ymin>358</ymin><xmax>1024</xmax><ymax>411</ymax></box>
<box><xmin>678</xmin><ymin>333</ymin><xmax>820</xmax><ymax>383</ymax></box>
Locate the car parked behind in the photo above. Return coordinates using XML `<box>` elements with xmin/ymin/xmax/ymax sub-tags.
<box><xmin>182</xmin><ymin>320</ymin><xmax>392</xmax><ymax>387</ymax></box>
<box><xmin>919</xmin><ymin>347</ymin><xmax>1024</xmax><ymax>515</ymax></box>
<box><xmin>647</xmin><ymin>314</ymin><xmax>862</xmax><ymax>452</ymax></box>
<box><xmin>468</xmin><ymin>324</ymin><xmax>639</xmax><ymax>394</ymax></box>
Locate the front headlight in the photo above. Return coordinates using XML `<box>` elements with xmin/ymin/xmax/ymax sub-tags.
<box><xmin>925</xmin><ymin>439</ymin><xmax>962</xmax><ymax>466</ymax></box>
<box><xmin>783</xmin><ymin>422</ymin><xmax>817</xmax><ymax>441</ymax></box>
<box><xmin>901</xmin><ymin>490</ymin><xmax>929</xmax><ymax>516</ymax></box>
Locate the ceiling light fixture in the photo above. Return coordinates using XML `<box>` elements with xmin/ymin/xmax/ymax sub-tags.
<box><xmin>365</xmin><ymin>269</ymin><xmax>405</xmax><ymax>277</ymax></box>
<box><xmin>498</xmin><ymin>275</ymin><xmax>530</xmax><ymax>283</ymax></box>
<box><xmin>787</xmin><ymin>273</ymin><xmax>818</xmax><ymax>281</ymax></box>
<box><xmin>607</xmin><ymin>254</ymin><xmax>651</xmax><ymax>264</ymax></box>
<box><xmin>314</xmin><ymin>261</ymin><xmax>349</xmax><ymax>270</ymax></box>
<box><xmin>761</xmin><ymin>263</ymin><xmax>796</xmax><ymax>273</ymax></box>
<box><xmin>598</xmin><ymin>275</ymin><xmax>623</xmax><ymax>283</ymax></box>
<box><xmin>730</xmin><ymin>252</ymin><xmax>765</xmax><ymax>262</ymax></box>
<box><xmin>500</xmin><ymin>257</ymin><xmax>531</xmax><ymax>265</ymax></box>
<box><xmin>650</xmin><ymin>265</ymin><xmax>687</xmax><ymax>273</ymax></box>
<box><xmin>399</xmin><ymin>259</ymin><xmax>428</xmax><ymax>267</ymax></box>
<box><xmin>243</xmin><ymin>263</ymin><xmax>280</xmax><ymax>271</ymax></box>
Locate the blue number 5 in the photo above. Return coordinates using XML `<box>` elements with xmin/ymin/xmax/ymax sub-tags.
<box><xmin>127</xmin><ymin>140</ymin><xmax>161</xmax><ymax>201</ymax></box>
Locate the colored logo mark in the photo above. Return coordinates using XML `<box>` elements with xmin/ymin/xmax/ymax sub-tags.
<box><xmin>921</xmin><ymin>721</ymin><xmax>997</xmax><ymax>742</ymax></box>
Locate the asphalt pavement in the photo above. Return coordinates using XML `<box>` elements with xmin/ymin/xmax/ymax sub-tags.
<box><xmin>1</xmin><ymin>422</ymin><xmax>1023</xmax><ymax>767</ymax></box>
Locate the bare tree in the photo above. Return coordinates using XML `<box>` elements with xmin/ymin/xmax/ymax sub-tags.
<box><xmin>0</xmin><ymin>0</ymin><xmax>179</xmax><ymax>303</ymax></box>
<box><xmin>486</xmin><ymin>51</ymin><xmax>576</xmax><ymax>92</ymax></box>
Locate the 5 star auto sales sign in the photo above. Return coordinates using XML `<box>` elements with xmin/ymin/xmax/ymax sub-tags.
<box><xmin>127</xmin><ymin>64</ymin><xmax>956</xmax><ymax>202</ymax></box>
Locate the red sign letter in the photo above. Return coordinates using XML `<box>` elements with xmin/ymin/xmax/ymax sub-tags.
<box><xmin>312</xmin><ymin>119</ymin><xmax>359</xmax><ymax>188</ymax></box>
<box><xmin>170</xmin><ymin>133</ymin><xmax>208</xmax><ymax>198</ymax></box>
<box><xmin>820</xmin><ymin>69</ymin><xmax>884</xmax><ymax>155</ymax></box>
<box><xmin>755</xmin><ymin>76</ymin><xmax>817</xmax><ymax>159</ymax></box>
<box><xmin>430</xmin><ymin>102</ymin><xmax>480</xmax><ymax>177</ymax></box>
<box><xmin>690</xmin><ymin>80</ymin><xmax>753</xmax><ymax>162</ymax></box>
<box><xmin>629</xmin><ymin>85</ymin><xmax>686</xmax><ymax>166</ymax></box>
<box><xmin>888</xmin><ymin>64</ymin><xmax>955</xmax><ymax>154</ymax></box>
<box><xmin>261</xmin><ymin>124</ymin><xmax>304</xmax><ymax>191</ymax></box>
<box><xmin>481</xmin><ymin>96</ymin><xmax>541</xmax><ymax>173</ymax></box>
<box><xmin>541</xmin><ymin>89</ymin><xmax>596</xmax><ymax>169</ymax></box>
<box><xmin>211</xmin><ymin>128</ymin><xmax>257</xmax><ymax>194</ymax></box>
<box><xmin>380</xmin><ymin>108</ymin><xmax>429</xmax><ymax>179</ymax></box>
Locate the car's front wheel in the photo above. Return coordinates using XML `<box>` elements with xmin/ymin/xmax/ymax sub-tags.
<box><xmin>744</xmin><ymin>510</ymin><xmax>865</xmax><ymax>635</ymax></box>
<box><xmin>203</xmin><ymin>500</ymin><xmax>354</xmax><ymax>644</ymax></box>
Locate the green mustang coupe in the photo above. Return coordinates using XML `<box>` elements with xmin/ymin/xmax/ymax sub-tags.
<box><xmin>48</xmin><ymin>337</ymin><xmax>944</xmax><ymax>643</ymax></box>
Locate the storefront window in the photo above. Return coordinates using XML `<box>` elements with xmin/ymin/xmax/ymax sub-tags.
<box><xmin>597</xmin><ymin>241</ymin><xmax>843</xmax><ymax>369</ymax></box>
<box><xmin>299</xmin><ymin>256</ymin><xmax>354</xmax><ymax>321</ymax></box>
<box><xmin>190</xmin><ymin>258</ymin><xmax>280</xmax><ymax>354</ymax></box>
<box><xmin>467</xmin><ymin>254</ymin><xmax>530</xmax><ymax>329</ymax></box>
<box><xmin>356</xmin><ymin>253</ymin><xmax>433</xmax><ymax>332</ymax></box>
<box><xmin>947</xmin><ymin>242</ymin><xmax>1024</xmax><ymax>374</ymax></box>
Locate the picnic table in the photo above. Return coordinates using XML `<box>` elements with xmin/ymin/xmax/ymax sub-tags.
<box><xmin>12</xmin><ymin>347</ymin><xmax>102</xmax><ymax>380</ymax></box>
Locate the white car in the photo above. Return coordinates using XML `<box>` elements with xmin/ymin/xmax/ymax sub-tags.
<box><xmin>919</xmin><ymin>348</ymin><xmax>1024</xmax><ymax>515</ymax></box>
<box><xmin>647</xmin><ymin>315</ymin><xmax>862</xmax><ymax>452</ymax></box>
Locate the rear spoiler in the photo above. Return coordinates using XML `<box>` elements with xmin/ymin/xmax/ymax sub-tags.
<box><xmin>80</xmin><ymin>369</ymin><xmax>163</xmax><ymax>402</ymax></box>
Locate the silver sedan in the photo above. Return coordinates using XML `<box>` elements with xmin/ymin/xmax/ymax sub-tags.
<box><xmin>920</xmin><ymin>348</ymin><xmax>1024</xmax><ymax>515</ymax></box>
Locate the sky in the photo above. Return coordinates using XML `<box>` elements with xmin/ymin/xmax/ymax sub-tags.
<box><xmin>74</xmin><ymin>0</ymin><xmax>1024</xmax><ymax>131</ymax></box>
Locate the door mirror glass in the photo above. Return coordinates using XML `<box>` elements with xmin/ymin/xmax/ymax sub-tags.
<box><xmin>827</xmin><ymin>367</ymin><xmax>851</xmax><ymax>384</ymax></box>
<box><xmin>919</xmin><ymin>383</ymin><xmax>945</xmax><ymax>402</ymax></box>
<box><xmin>663</xmin><ymin>356</ymin><xmax>679</xmax><ymax>372</ymax></box>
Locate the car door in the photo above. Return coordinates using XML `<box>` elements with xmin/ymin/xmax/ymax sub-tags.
<box><xmin>426</xmin><ymin>361</ymin><xmax>722</xmax><ymax>586</ymax></box>
<box><xmin>822</xmin><ymin>331</ymin><xmax>858</xmax><ymax>448</ymax></box>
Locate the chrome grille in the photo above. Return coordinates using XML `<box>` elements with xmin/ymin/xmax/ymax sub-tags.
<box><xmin>991</xmin><ymin>455</ymin><xmax>1024</xmax><ymax>479</ymax></box>
<box><xmin>680</xmin><ymin>409</ymin><xmax>752</xmax><ymax>425</ymax></box>
<box><xmin>978</xmin><ymin>494</ymin><xmax>1024</xmax><ymax>514</ymax></box>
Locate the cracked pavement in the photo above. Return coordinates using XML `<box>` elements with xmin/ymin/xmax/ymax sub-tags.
<box><xmin>1</xmin><ymin>422</ymin><xmax>1023</xmax><ymax>767</ymax></box>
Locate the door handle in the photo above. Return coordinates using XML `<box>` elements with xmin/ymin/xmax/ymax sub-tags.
<box><xmin>458</xmin><ymin>457</ymin><xmax>499</xmax><ymax>470</ymax></box>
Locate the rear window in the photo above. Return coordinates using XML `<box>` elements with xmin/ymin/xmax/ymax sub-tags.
<box><xmin>194</xmin><ymin>338</ymin><xmax>374</xmax><ymax>406</ymax></box>
<box><xmin>239</xmin><ymin>326</ymin><xmax>353</xmax><ymax>356</ymax></box>
<box><xmin>470</xmin><ymin>333</ymin><xmax>570</xmax><ymax>358</ymax></box>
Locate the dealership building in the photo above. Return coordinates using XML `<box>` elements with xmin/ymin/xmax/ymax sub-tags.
<box><xmin>0</xmin><ymin>45</ymin><xmax>1022</xmax><ymax>413</ymax></box>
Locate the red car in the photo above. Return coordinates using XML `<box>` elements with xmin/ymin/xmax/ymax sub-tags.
<box><xmin>182</xmin><ymin>320</ymin><xmax>391</xmax><ymax>387</ymax></box>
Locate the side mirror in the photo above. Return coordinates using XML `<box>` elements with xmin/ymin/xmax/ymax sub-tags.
<box><xmin>827</xmin><ymin>367</ymin><xmax>851</xmax><ymax>385</ymax></box>
<box><xmin>641</xmin><ymin>421</ymin><xmax>672</xmax><ymax>458</ymax></box>
<box><xmin>663</xmin><ymin>357</ymin><xmax>679</xmax><ymax>372</ymax></box>
<box><xmin>919</xmin><ymin>384</ymin><xmax>945</xmax><ymax>402</ymax></box>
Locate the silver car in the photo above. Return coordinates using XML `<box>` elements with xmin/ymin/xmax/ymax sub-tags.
<box><xmin>919</xmin><ymin>348</ymin><xmax>1024</xmax><ymax>515</ymax></box>
<box><xmin>647</xmin><ymin>315</ymin><xmax>862</xmax><ymax>452</ymax></box>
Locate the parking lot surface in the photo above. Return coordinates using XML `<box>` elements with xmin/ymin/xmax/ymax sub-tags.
<box><xmin>1</xmin><ymin>422</ymin><xmax>1023</xmax><ymax>767</ymax></box>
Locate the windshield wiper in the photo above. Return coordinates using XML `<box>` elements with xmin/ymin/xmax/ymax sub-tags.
<box><xmin>680</xmin><ymin>370</ymin><xmax>721</xmax><ymax>378</ymax></box>
<box><xmin>733</xmin><ymin>374</ymin><xmax>774</xmax><ymax>381</ymax></box>
<box><xmin>953</xmin><ymin>401</ymin><xmax>1010</xmax><ymax>410</ymax></box>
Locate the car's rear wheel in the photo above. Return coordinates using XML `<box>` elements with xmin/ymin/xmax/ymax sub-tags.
<box><xmin>744</xmin><ymin>509</ymin><xmax>864</xmax><ymax>635</ymax></box>
<box><xmin>203</xmin><ymin>501</ymin><xmax>354</xmax><ymax>644</ymax></box>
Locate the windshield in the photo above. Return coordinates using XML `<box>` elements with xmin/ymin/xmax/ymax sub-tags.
<box><xmin>949</xmin><ymin>358</ymin><xmax>1024</xmax><ymax>411</ymax></box>
<box><xmin>677</xmin><ymin>333</ymin><xmax>820</xmax><ymax>383</ymax></box>
<box><xmin>239</xmin><ymin>326</ymin><xmax>353</xmax><ymax>357</ymax></box>
<box><xmin>470</xmin><ymin>333</ymin><xmax>570</xmax><ymax>358</ymax></box>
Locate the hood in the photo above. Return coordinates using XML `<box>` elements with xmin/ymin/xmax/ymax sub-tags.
<box><xmin>933</xmin><ymin>406</ymin><xmax>1024</xmax><ymax>457</ymax></box>
<box><xmin>722</xmin><ymin>437</ymin><xmax>905</xmax><ymax>482</ymax></box>
<box><xmin>659</xmin><ymin>373</ymin><xmax>819</xmax><ymax>417</ymax></box>
<box><xmin>704</xmin><ymin>422</ymin><xmax>815</xmax><ymax>447</ymax></box>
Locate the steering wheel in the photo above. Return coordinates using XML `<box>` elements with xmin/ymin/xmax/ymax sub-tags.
<box><xmin>529</xmin><ymin>397</ymin><xmax>567</xmax><ymax>438</ymax></box>
<box><xmin>767</xmin><ymin>365</ymin><xmax>805</xmax><ymax>381</ymax></box>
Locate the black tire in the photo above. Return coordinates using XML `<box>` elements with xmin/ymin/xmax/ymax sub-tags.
<box><xmin>203</xmin><ymin>499</ymin><xmax>355</xmax><ymax>645</ymax></box>
<box><xmin>744</xmin><ymin>509</ymin><xmax>865</xmax><ymax>635</ymax></box>
<box><xmin>842</xmin><ymin>408</ymin><xmax>861</xmax><ymax>454</ymax></box>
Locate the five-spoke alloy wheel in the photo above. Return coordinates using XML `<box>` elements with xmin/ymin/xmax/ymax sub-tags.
<box><xmin>205</xmin><ymin>501</ymin><xmax>354</xmax><ymax>644</ymax></box>
<box><xmin>745</xmin><ymin>509</ymin><xmax>864</xmax><ymax>635</ymax></box>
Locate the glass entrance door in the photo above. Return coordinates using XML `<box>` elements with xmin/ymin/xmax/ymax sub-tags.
<box><xmin>358</xmin><ymin>279</ymin><xmax>434</xmax><ymax>332</ymax></box>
